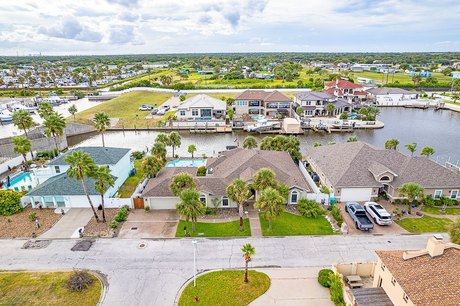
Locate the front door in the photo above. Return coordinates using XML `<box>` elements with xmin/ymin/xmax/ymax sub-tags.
<box><xmin>133</xmin><ymin>198</ymin><xmax>145</xmax><ymax>209</ymax></box>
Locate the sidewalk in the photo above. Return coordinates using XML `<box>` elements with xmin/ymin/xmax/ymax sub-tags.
<box><xmin>248</xmin><ymin>210</ymin><xmax>262</xmax><ymax>237</ymax></box>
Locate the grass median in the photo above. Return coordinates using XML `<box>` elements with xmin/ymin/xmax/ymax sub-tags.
<box><xmin>395</xmin><ymin>215</ymin><xmax>453</xmax><ymax>233</ymax></box>
<box><xmin>259</xmin><ymin>211</ymin><xmax>334</xmax><ymax>236</ymax></box>
<box><xmin>176</xmin><ymin>219</ymin><xmax>251</xmax><ymax>237</ymax></box>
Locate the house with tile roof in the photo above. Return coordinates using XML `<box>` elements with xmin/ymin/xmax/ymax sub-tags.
<box><xmin>141</xmin><ymin>148</ymin><xmax>312</xmax><ymax>209</ymax></box>
<box><xmin>293</xmin><ymin>91</ymin><xmax>353</xmax><ymax>117</ymax></box>
<box><xmin>306</xmin><ymin>141</ymin><xmax>460</xmax><ymax>202</ymax></box>
<box><xmin>24</xmin><ymin>147</ymin><xmax>132</xmax><ymax>208</ymax></box>
<box><xmin>324</xmin><ymin>79</ymin><xmax>368</xmax><ymax>103</ymax></box>
<box><xmin>233</xmin><ymin>90</ymin><xmax>293</xmax><ymax>118</ymax></box>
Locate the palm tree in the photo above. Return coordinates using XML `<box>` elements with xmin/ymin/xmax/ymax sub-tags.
<box><xmin>405</xmin><ymin>143</ymin><xmax>417</xmax><ymax>157</ymax></box>
<box><xmin>169</xmin><ymin>172</ymin><xmax>197</xmax><ymax>196</ymax></box>
<box><xmin>68</xmin><ymin>105</ymin><xmax>78</xmax><ymax>121</ymax></box>
<box><xmin>188</xmin><ymin>144</ymin><xmax>197</xmax><ymax>158</ymax></box>
<box><xmin>399</xmin><ymin>182</ymin><xmax>424</xmax><ymax>214</ymax></box>
<box><xmin>37</xmin><ymin>102</ymin><xmax>53</xmax><ymax>119</ymax></box>
<box><xmin>65</xmin><ymin>151</ymin><xmax>100</xmax><ymax>222</ymax></box>
<box><xmin>259</xmin><ymin>136</ymin><xmax>273</xmax><ymax>150</ymax></box>
<box><xmin>151</xmin><ymin>142</ymin><xmax>167</xmax><ymax>162</ymax></box>
<box><xmin>94</xmin><ymin>166</ymin><xmax>114</xmax><ymax>223</ymax></box>
<box><xmin>421</xmin><ymin>146</ymin><xmax>435</xmax><ymax>158</ymax></box>
<box><xmin>241</xmin><ymin>243</ymin><xmax>255</xmax><ymax>283</ymax></box>
<box><xmin>12</xmin><ymin>136</ymin><xmax>31</xmax><ymax>171</ymax></box>
<box><xmin>12</xmin><ymin>110</ymin><xmax>36</xmax><ymax>158</ymax></box>
<box><xmin>252</xmin><ymin>168</ymin><xmax>277</xmax><ymax>195</ymax></box>
<box><xmin>254</xmin><ymin>187</ymin><xmax>285</xmax><ymax>230</ymax></box>
<box><xmin>168</xmin><ymin>132</ymin><xmax>181</xmax><ymax>158</ymax></box>
<box><xmin>93</xmin><ymin>112</ymin><xmax>110</xmax><ymax>147</ymax></box>
<box><xmin>176</xmin><ymin>188</ymin><xmax>206</xmax><ymax>232</ymax></box>
<box><xmin>43</xmin><ymin>112</ymin><xmax>66</xmax><ymax>154</ymax></box>
<box><xmin>325</xmin><ymin>103</ymin><xmax>335</xmax><ymax>117</ymax></box>
<box><xmin>296</xmin><ymin>107</ymin><xmax>304</xmax><ymax>117</ymax></box>
<box><xmin>155</xmin><ymin>133</ymin><xmax>170</xmax><ymax>146</ymax></box>
<box><xmin>242</xmin><ymin>136</ymin><xmax>257</xmax><ymax>149</ymax></box>
<box><xmin>385</xmin><ymin>138</ymin><xmax>400</xmax><ymax>150</ymax></box>
<box><xmin>142</xmin><ymin>155</ymin><xmax>164</xmax><ymax>178</ymax></box>
<box><xmin>226</xmin><ymin>179</ymin><xmax>252</xmax><ymax>231</ymax></box>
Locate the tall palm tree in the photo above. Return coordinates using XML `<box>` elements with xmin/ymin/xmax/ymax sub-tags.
<box><xmin>254</xmin><ymin>187</ymin><xmax>285</xmax><ymax>230</ymax></box>
<box><xmin>405</xmin><ymin>143</ymin><xmax>417</xmax><ymax>157</ymax></box>
<box><xmin>12</xmin><ymin>110</ymin><xmax>36</xmax><ymax>158</ymax></box>
<box><xmin>155</xmin><ymin>133</ymin><xmax>170</xmax><ymax>146</ymax></box>
<box><xmin>259</xmin><ymin>136</ymin><xmax>273</xmax><ymax>150</ymax></box>
<box><xmin>176</xmin><ymin>188</ymin><xmax>206</xmax><ymax>232</ymax></box>
<box><xmin>187</xmin><ymin>144</ymin><xmax>197</xmax><ymax>158</ymax></box>
<box><xmin>12</xmin><ymin>136</ymin><xmax>31</xmax><ymax>171</ymax></box>
<box><xmin>385</xmin><ymin>138</ymin><xmax>400</xmax><ymax>150</ymax></box>
<box><xmin>241</xmin><ymin>243</ymin><xmax>255</xmax><ymax>283</ymax></box>
<box><xmin>142</xmin><ymin>155</ymin><xmax>163</xmax><ymax>178</ymax></box>
<box><xmin>68</xmin><ymin>105</ymin><xmax>78</xmax><ymax>121</ymax></box>
<box><xmin>252</xmin><ymin>168</ymin><xmax>277</xmax><ymax>195</ymax></box>
<box><xmin>421</xmin><ymin>146</ymin><xmax>435</xmax><ymax>158</ymax></box>
<box><xmin>65</xmin><ymin>151</ymin><xmax>100</xmax><ymax>222</ymax></box>
<box><xmin>325</xmin><ymin>103</ymin><xmax>335</xmax><ymax>117</ymax></box>
<box><xmin>226</xmin><ymin>179</ymin><xmax>252</xmax><ymax>231</ymax></box>
<box><xmin>151</xmin><ymin>142</ymin><xmax>167</xmax><ymax>162</ymax></box>
<box><xmin>168</xmin><ymin>132</ymin><xmax>181</xmax><ymax>158</ymax></box>
<box><xmin>43</xmin><ymin>112</ymin><xmax>66</xmax><ymax>154</ymax></box>
<box><xmin>93</xmin><ymin>112</ymin><xmax>110</xmax><ymax>147</ymax></box>
<box><xmin>94</xmin><ymin>166</ymin><xmax>114</xmax><ymax>223</ymax></box>
<box><xmin>169</xmin><ymin>172</ymin><xmax>196</xmax><ymax>196</ymax></box>
<box><xmin>243</xmin><ymin>136</ymin><xmax>258</xmax><ymax>149</ymax></box>
<box><xmin>399</xmin><ymin>182</ymin><xmax>424</xmax><ymax>214</ymax></box>
<box><xmin>37</xmin><ymin>102</ymin><xmax>53</xmax><ymax>119</ymax></box>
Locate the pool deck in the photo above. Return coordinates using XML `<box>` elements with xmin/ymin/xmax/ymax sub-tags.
<box><xmin>165</xmin><ymin>159</ymin><xmax>207</xmax><ymax>168</ymax></box>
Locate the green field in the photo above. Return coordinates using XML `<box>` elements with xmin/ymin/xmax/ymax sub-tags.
<box><xmin>259</xmin><ymin>211</ymin><xmax>334</xmax><ymax>236</ymax></box>
<box><xmin>0</xmin><ymin>272</ymin><xmax>102</xmax><ymax>306</ymax></box>
<box><xmin>395</xmin><ymin>215</ymin><xmax>453</xmax><ymax>233</ymax></box>
<box><xmin>74</xmin><ymin>91</ymin><xmax>172</xmax><ymax>128</ymax></box>
<box><xmin>178</xmin><ymin>270</ymin><xmax>270</xmax><ymax>306</ymax></box>
<box><xmin>350</xmin><ymin>71</ymin><xmax>452</xmax><ymax>85</ymax></box>
<box><xmin>176</xmin><ymin>219</ymin><xmax>251</xmax><ymax>237</ymax></box>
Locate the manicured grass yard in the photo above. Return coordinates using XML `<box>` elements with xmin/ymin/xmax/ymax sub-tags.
<box><xmin>178</xmin><ymin>270</ymin><xmax>270</xmax><ymax>306</ymax></box>
<box><xmin>259</xmin><ymin>211</ymin><xmax>334</xmax><ymax>236</ymax></box>
<box><xmin>117</xmin><ymin>159</ymin><xmax>144</xmax><ymax>198</ymax></box>
<box><xmin>395</xmin><ymin>215</ymin><xmax>453</xmax><ymax>233</ymax></box>
<box><xmin>422</xmin><ymin>206</ymin><xmax>460</xmax><ymax>215</ymax></box>
<box><xmin>74</xmin><ymin>91</ymin><xmax>172</xmax><ymax>128</ymax></box>
<box><xmin>0</xmin><ymin>272</ymin><xmax>101</xmax><ymax>306</ymax></box>
<box><xmin>176</xmin><ymin>219</ymin><xmax>251</xmax><ymax>237</ymax></box>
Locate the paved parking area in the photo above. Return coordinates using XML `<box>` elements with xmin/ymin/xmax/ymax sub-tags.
<box><xmin>118</xmin><ymin>210</ymin><xmax>179</xmax><ymax>239</ymax></box>
<box><xmin>250</xmin><ymin>268</ymin><xmax>333</xmax><ymax>306</ymax></box>
<box><xmin>40</xmin><ymin>209</ymin><xmax>93</xmax><ymax>239</ymax></box>
<box><xmin>338</xmin><ymin>202</ymin><xmax>407</xmax><ymax>235</ymax></box>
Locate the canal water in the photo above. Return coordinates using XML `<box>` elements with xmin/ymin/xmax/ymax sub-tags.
<box><xmin>68</xmin><ymin>108</ymin><xmax>460</xmax><ymax>163</ymax></box>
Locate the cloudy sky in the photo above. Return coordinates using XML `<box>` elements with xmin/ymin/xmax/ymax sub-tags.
<box><xmin>1</xmin><ymin>0</ymin><xmax>459</xmax><ymax>55</ymax></box>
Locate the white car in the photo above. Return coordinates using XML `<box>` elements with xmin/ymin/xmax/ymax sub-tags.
<box><xmin>364</xmin><ymin>202</ymin><xmax>392</xmax><ymax>225</ymax></box>
<box><xmin>138</xmin><ymin>105</ymin><xmax>153</xmax><ymax>111</ymax></box>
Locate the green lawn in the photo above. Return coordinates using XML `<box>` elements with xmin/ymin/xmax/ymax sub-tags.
<box><xmin>178</xmin><ymin>270</ymin><xmax>270</xmax><ymax>306</ymax></box>
<box><xmin>0</xmin><ymin>272</ymin><xmax>102</xmax><ymax>306</ymax></box>
<box><xmin>74</xmin><ymin>91</ymin><xmax>172</xmax><ymax>128</ymax></box>
<box><xmin>176</xmin><ymin>219</ymin><xmax>251</xmax><ymax>237</ymax></box>
<box><xmin>350</xmin><ymin>71</ymin><xmax>452</xmax><ymax>85</ymax></box>
<box><xmin>117</xmin><ymin>159</ymin><xmax>144</xmax><ymax>198</ymax></box>
<box><xmin>395</xmin><ymin>215</ymin><xmax>453</xmax><ymax>233</ymax></box>
<box><xmin>259</xmin><ymin>211</ymin><xmax>334</xmax><ymax>236</ymax></box>
<box><xmin>421</xmin><ymin>206</ymin><xmax>460</xmax><ymax>215</ymax></box>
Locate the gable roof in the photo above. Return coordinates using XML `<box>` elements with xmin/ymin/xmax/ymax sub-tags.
<box><xmin>294</xmin><ymin>91</ymin><xmax>335</xmax><ymax>101</ymax></box>
<box><xmin>49</xmin><ymin>147</ymin><xmax>130</xmax><ymax>166</ymax></box>
<box><xmin>367</xmin><ymin>87</ymin><xmax>416</xmax><ymax>95</ymax></box>
<box><xmin>376</xmin><ymin>248</ymin><xmax>460</xmax><ymax>306</ymax></box>
<box><xmin>306</xmin><ymin>141</ymin><xmax>460</xmax><ymax>189</ymax></box>
<box><xmin>235</xmin><ymin>90</ymin><xmax>291</xmax><ymax>102</ymax></box>
<box><xmin>178</xmin><ymin>94</ymin><xmax>226</xmax><ymax>110</ymax></box>
<box><xmin>325</xmin><ymin>79</ymin><xmax>363</xmax><ymax>89</ymax></box>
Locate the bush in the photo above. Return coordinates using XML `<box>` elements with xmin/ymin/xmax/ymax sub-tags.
<box><xmin>196</xmin><ymin>166</ymin><xmax>206</xmax><ymax>176</ymax></box>
<box><xmin>205</xmin><ymin>207</ymin><xmax>216</xmax><ymax>215</ymax></box>
<box><xmin>36</xmin><ymin>149</ymin><xmax>59</xmax><ymax>159</ymax></box>
<box><xmin>320</xmin><ymin>186</ymin><xmax>330</xmax><ymax>194</ymax></box>
<box><xmin>318</xmin><ymin>269</ymin><xmax>334</xmax><ymax>288</ymax></box>
<box><xmin>330</xmin><ymin>205</ymin><xmax>343</xmax><ymax>227</ymax></box>
<box><xmin>67</xmin><ymin>270</ymin><xmax>94</xmax><ymax>292</ymax></box>
<box><xmin>115</xmin><ymin>209</ymin><xmax>127</xmax><ymax>222</ymax></box>
<box><xmin>329</xmin><ymin>274</ymin><xmax>345</xmax><ymax>306</ymax></box>
<box><xmin>144</xmin><ymin>205</ymin><xmax>150</xmax><ymax>212</ymax></box>
<box><xmin>28</xmin><ymin>212</ymin><xmax>37</xmax><ymax>221</ymax></box>
<box><xmin>298</xmin><ymin>199</ymin><xmax>325</xmax><ymax>218</ymax></box>
<box><xmin>423</xmin><ymin>196</ymin><xmax>436</xmax><ymax>207</ymax></box>
<box><xmin>110</xmin><ymin>220</ymin><xmax>119</xmax><ymax>229</ymax></box>
<box><xmin>0</xmin><ymin>190</ymin><xmax>23</xmax><ymax>216</ymax></box>
<box><xmin>131</xmin><ymin>151</ymin><xmax>145</xmax><ymax>160</ymax></box>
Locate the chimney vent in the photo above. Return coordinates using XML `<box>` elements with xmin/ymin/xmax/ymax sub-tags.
<box><xmin>426</xmin><ymin>235</ymin><xmax>445</xmax><ymax>257</ymax></box>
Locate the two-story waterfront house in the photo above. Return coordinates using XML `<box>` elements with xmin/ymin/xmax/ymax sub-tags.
<box><xmin>293</xmin><ymin>91</ymin><xmax>353</xmax><ymax>117</ymax></box>
<box><xmin>233</xmin><ymin>90</ymin><xmax>292</xmax><ymax>117</ymax></box>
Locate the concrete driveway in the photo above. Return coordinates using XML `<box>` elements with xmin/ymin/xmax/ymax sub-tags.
<box><xmin>338</xmin><ymin>202</ymin><xmax>407</xmax><ymax>235</ymax></box>
<box><xmin>118</xmin><ymin>210</ymin><xmax>179</xmax><ymax>239</ymax></box>
<box><xmin>40</xmin><ymin>209</ymin><xmax>93</xmax><ymax>239</ymax></box>
<box><xmin>250</xmin><ymin>268</ymin><xmax>334</xmax><ymax>306</ymax></box>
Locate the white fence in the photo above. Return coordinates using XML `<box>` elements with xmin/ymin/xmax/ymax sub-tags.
<box><xmin>106</xmin><ymin>197</ymin><xmax>132</xmax><ymax>208</ymax></box>
<box><xmin>0</xmin><ymin>152</ymin><xmax>33</xmax><ymax>175</ymax></box>
<box><xmin>299</xmin><ymin>162</ymin><xmax>320</xmax><ymax>194</ymax></box>
<box><xmin>172</xmin><ymin>120</ymin><xmax>226</xmax><ymax>128</ymax></box>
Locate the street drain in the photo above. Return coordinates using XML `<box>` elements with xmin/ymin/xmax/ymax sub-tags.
<box><xmin>138</xmin><ymin>241</ymin><xmax>147</xmax><ymax>249</ymax></box>
<box><xmin>131</xmin><ymin>227</ymin><xmax>138</xmax><ymax>230</ymax></box>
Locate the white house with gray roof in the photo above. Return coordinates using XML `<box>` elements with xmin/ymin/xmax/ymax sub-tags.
<box><xmin>24</xmin><ymin>147</ymin><xmax>132</xmax><ymax>208</ymax></box>
<box><xmin>176</xmin><ymin>94</ymin><xmax>227</xmax><ymax>121</ymax></box>
<box><xmin>366</xmin><ymin>87</ymin><xmax>418</xmax><ymax>105</ymax></box>
<box><xmin>294</xmin><ymin>91</ymin><xmax>353</xmax><ymax>117</ymax></box>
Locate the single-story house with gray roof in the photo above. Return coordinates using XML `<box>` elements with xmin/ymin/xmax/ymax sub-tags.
<box><xmin>366</xmin><ymin>87</ymin><xmax>418</xmax><ymax>105</ymax></box>
<box><xmin>141</xmin><ymin>148</ymin><xmax>312</xmax><ymax>209</ymax></box>
<box><xmin>306</xmin><ymin>141</ymin><xmax>460</xmax><ymax>202</ymax></box>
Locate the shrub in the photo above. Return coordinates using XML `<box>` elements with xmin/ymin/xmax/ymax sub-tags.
<box><xmin>298</xmin><ymin>199</ymin><xmax>325</xmax><ymax>218</ymax></box>
<box><xmin>144</xmin><ymin>205</ymin><xmax>150</xmax><ymax>212</ymax></box>
<box><xmin>110</xmin><ymin>220</ymin><xmax>119</xmax><ymax>229</ymax></box>
<box><xmin>327</xmin><ymin>205</ymin><xmax>334</xmax><ymax>211</ymax></box>
<box><xmin>205</xmin><ymin>207</ymin><xmax>216</xmax><ymax>215</ymax></box>
<box><xmin>196</xmin><ymin>166</ymin><xmax>207</xmax><ymax>176</ymax></box>
<box><xmin>36</xmin><ymin>149</ymin><xmax>58</xmax><ymax>159</ymax></box>
<box><xmin>423</xmin><ymin>196</ymin><xmax>436</xmax><ymax>207</ymax></box>
<box><xmin>320</xmin><ymin>186</ymin><xmax>330</xmax><ymax>194</ymax></box>
<box><xmin>393</xmin><ymin>199</ymin><xmax>401</xmax><ymax>205</ymax></box>
<box><xmin>329</xmin><ymin>274</ymin><xmax>345</xmax><ymax>306</ymax></box>
<box><xmin>330</xmin><ymin>205</ymin><xmax>343</xmax><ymax>227</ymax></box>
<box><xmin>393</xmin><ymin>208</ymin><xmax>403</xmax><ymax>219</ymax></box>
<box><xmin>131</xmin><ymin>151</ymin><xmax>145</xmax><ymax>160</ymax></box>
<box><xmin>115</xmin><ymin>209</ymin><xmax>127</xmax><ymax>222</ymax></box>
<box><xmin>318</xmin><ymin>269</ymin><xmax>334</xmax><ymax>288</ymax></box>
<box><xmin>67</xmin><ymin>270</ymin><xmax>94</xmax><ymax>292</ymax></box>
<box><xmin>0</xmin><ymin>190</ymin><xmax>23</xmax><ymax>216</ymax></box>
<box><xmin>28</xmin><ymin>212</ymin><xmax>37</xmax><ymax>221</ymax></box>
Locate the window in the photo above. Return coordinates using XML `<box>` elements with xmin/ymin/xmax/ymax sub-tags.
<box><xmin>199</xmin><ymin>194</ymin><xmax>206</xmax><ymax>204</ymax></box>
<box><xmin>236</xmin><ymin>100</ymin><xmax>248</xmax><ymax>106</ymax></box>
<box><xmin>403</xmin><ymin>293</ymin><xmax>409</xmax><ymax>303</ymax></box>
<box><xmin>54</xmin><ymin>166</ymin><xmax>60</xmax><ymax>174</ymax></box>
<box><xmin>179</xmin><ymin>110</ymin><xmax>186</xmax><ymax>116</ymax></box>
<box><xmin>391</xmin><ymin>277</ymin><xmax>397</xmax><ymax>286</ymax></box>
<box><xmin>290</xmin><ymin>191</ymin><xmax>299</xmax><ymax>203</ymax></box>
<box><xmin>434</xmin><ymin>190</ymin><xmax>442</xmax><ymax>200</ymax></box>
<box><xmin>191</xmin><ymin>109</ymin><xmax>199</xmax><ymax>116</ymax></box>
<box><xmin>380</xmin><ymin>176</ymin><xmax>390</xmax><ymax>181</ymax></box>
<box><xmin>305</xmin><ymin>110</ymin><xmax>313</xmax><ymax>116</ymax></box>
<box><xmin>450</xmin><ymin>190</ymin><xmax>458</xmax><ymax>199</ymax></box>
<box><xmin>381</xmin><ymin>262</ymin><xmax>385</xmax><ymax>271</ymax></box>
<box><xmin>305</xmin><ymin>101</ymin><xmax>312</xmax><ymax>106</ymax></box>
<box><xmin>222</xmin><ymin>197</ymin><xmax>229</xmax><ymax>207</ymax></box>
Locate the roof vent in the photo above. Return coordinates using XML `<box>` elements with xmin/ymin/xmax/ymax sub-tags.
<box><xmin>427</xmin><ymin>235</ymin><xmax>445</xmax><ymax>257</ymax></box>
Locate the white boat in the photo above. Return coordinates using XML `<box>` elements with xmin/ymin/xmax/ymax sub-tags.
<box><xmin>246</xmin><ymin>119</ymin><xmax>280</xmax><ymax>132</ymax></box>
<box><xmin>10</xmin><ymin>104</ymin><xmax>36</xmax><ymax>114</ymax></box>
<box><xmin>42</xmin><ymin>93</ymin><xmax>68</xmax><ymax>105</ymax></box>
<box><xmin>0</xmin><ymin>109</ymin><xmax>13</xmax><ymax>122</ymax></box>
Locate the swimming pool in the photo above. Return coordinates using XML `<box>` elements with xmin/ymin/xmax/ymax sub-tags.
<box><xmin>3</xmin><ymin>171</ymin><xmax>36</xmax><ymax>191</ymax></box>
<box><xmin>166</xmin><ymin>159</ymin><xmax>207</xmax><ymax>168</ymax></box>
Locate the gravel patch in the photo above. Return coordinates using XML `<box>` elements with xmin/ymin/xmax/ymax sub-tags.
<box><xmin>0</xmin><ymin>207</ymin><xmax>62</xmax><ymax>238</ymax></box>
<box><xmin>22</xmin><ymin>239</ymin><xmax>51</xmax><ymax>249</ymax></box>
<box><xmin>200</xmin><ymin>208</ymin><xmax>239</xmax><ymax>220</ymax></box>
<box><xmin>83</xmin><ymin>208</ymin><xmax>126</xmax><ymax>238</ymax></box>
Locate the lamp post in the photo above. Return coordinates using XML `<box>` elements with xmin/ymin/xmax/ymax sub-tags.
<box><xmin>192</xmin><ymin>240</ymin><xmax>197</xmax><ymax>287</ymax></box>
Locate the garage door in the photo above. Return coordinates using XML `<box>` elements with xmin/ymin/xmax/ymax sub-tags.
<box><xmin>148</xmin><ymin>197</ymin><xmax>179</xmax><ymax>209</ymax></box>
<box><xmin>340</xmin><ymin>188</ymin><xmax>373</xmax><ymax>202</ymax></box>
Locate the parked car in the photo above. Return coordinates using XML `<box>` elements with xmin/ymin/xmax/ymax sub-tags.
<box><xmin>151</xmin><ymin>108</ymin><xmax>158</xmax><ymax>115</ymax></box>
<box><xmin>364</xmin><ymin>202</ymin><xmax>392</xmax><ymax>225</ymax></box>
<box><xmin>345</xmin><ymin>202</ymin><xmax>374</xmax><ymax>231</ymax></box>
<box><xmin>157</xmin><ymin>108</ymin><xmax>166</xmax><ymax>115</ymax></box>
<box><xmin>139</xmin><ymin>105</ymin><xmax>153</xmax><ymax>111</ymax></box>
<box><xmin>162</xmin><ymin>105</ymin><xmax>171</xmax><ymax>111</ymax></box>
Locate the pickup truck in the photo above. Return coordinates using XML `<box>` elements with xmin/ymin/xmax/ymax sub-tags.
<box><xmin>345</xmin><ymin>202</ymin><xmax>374</xmax><ymax>231</ymax></box>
